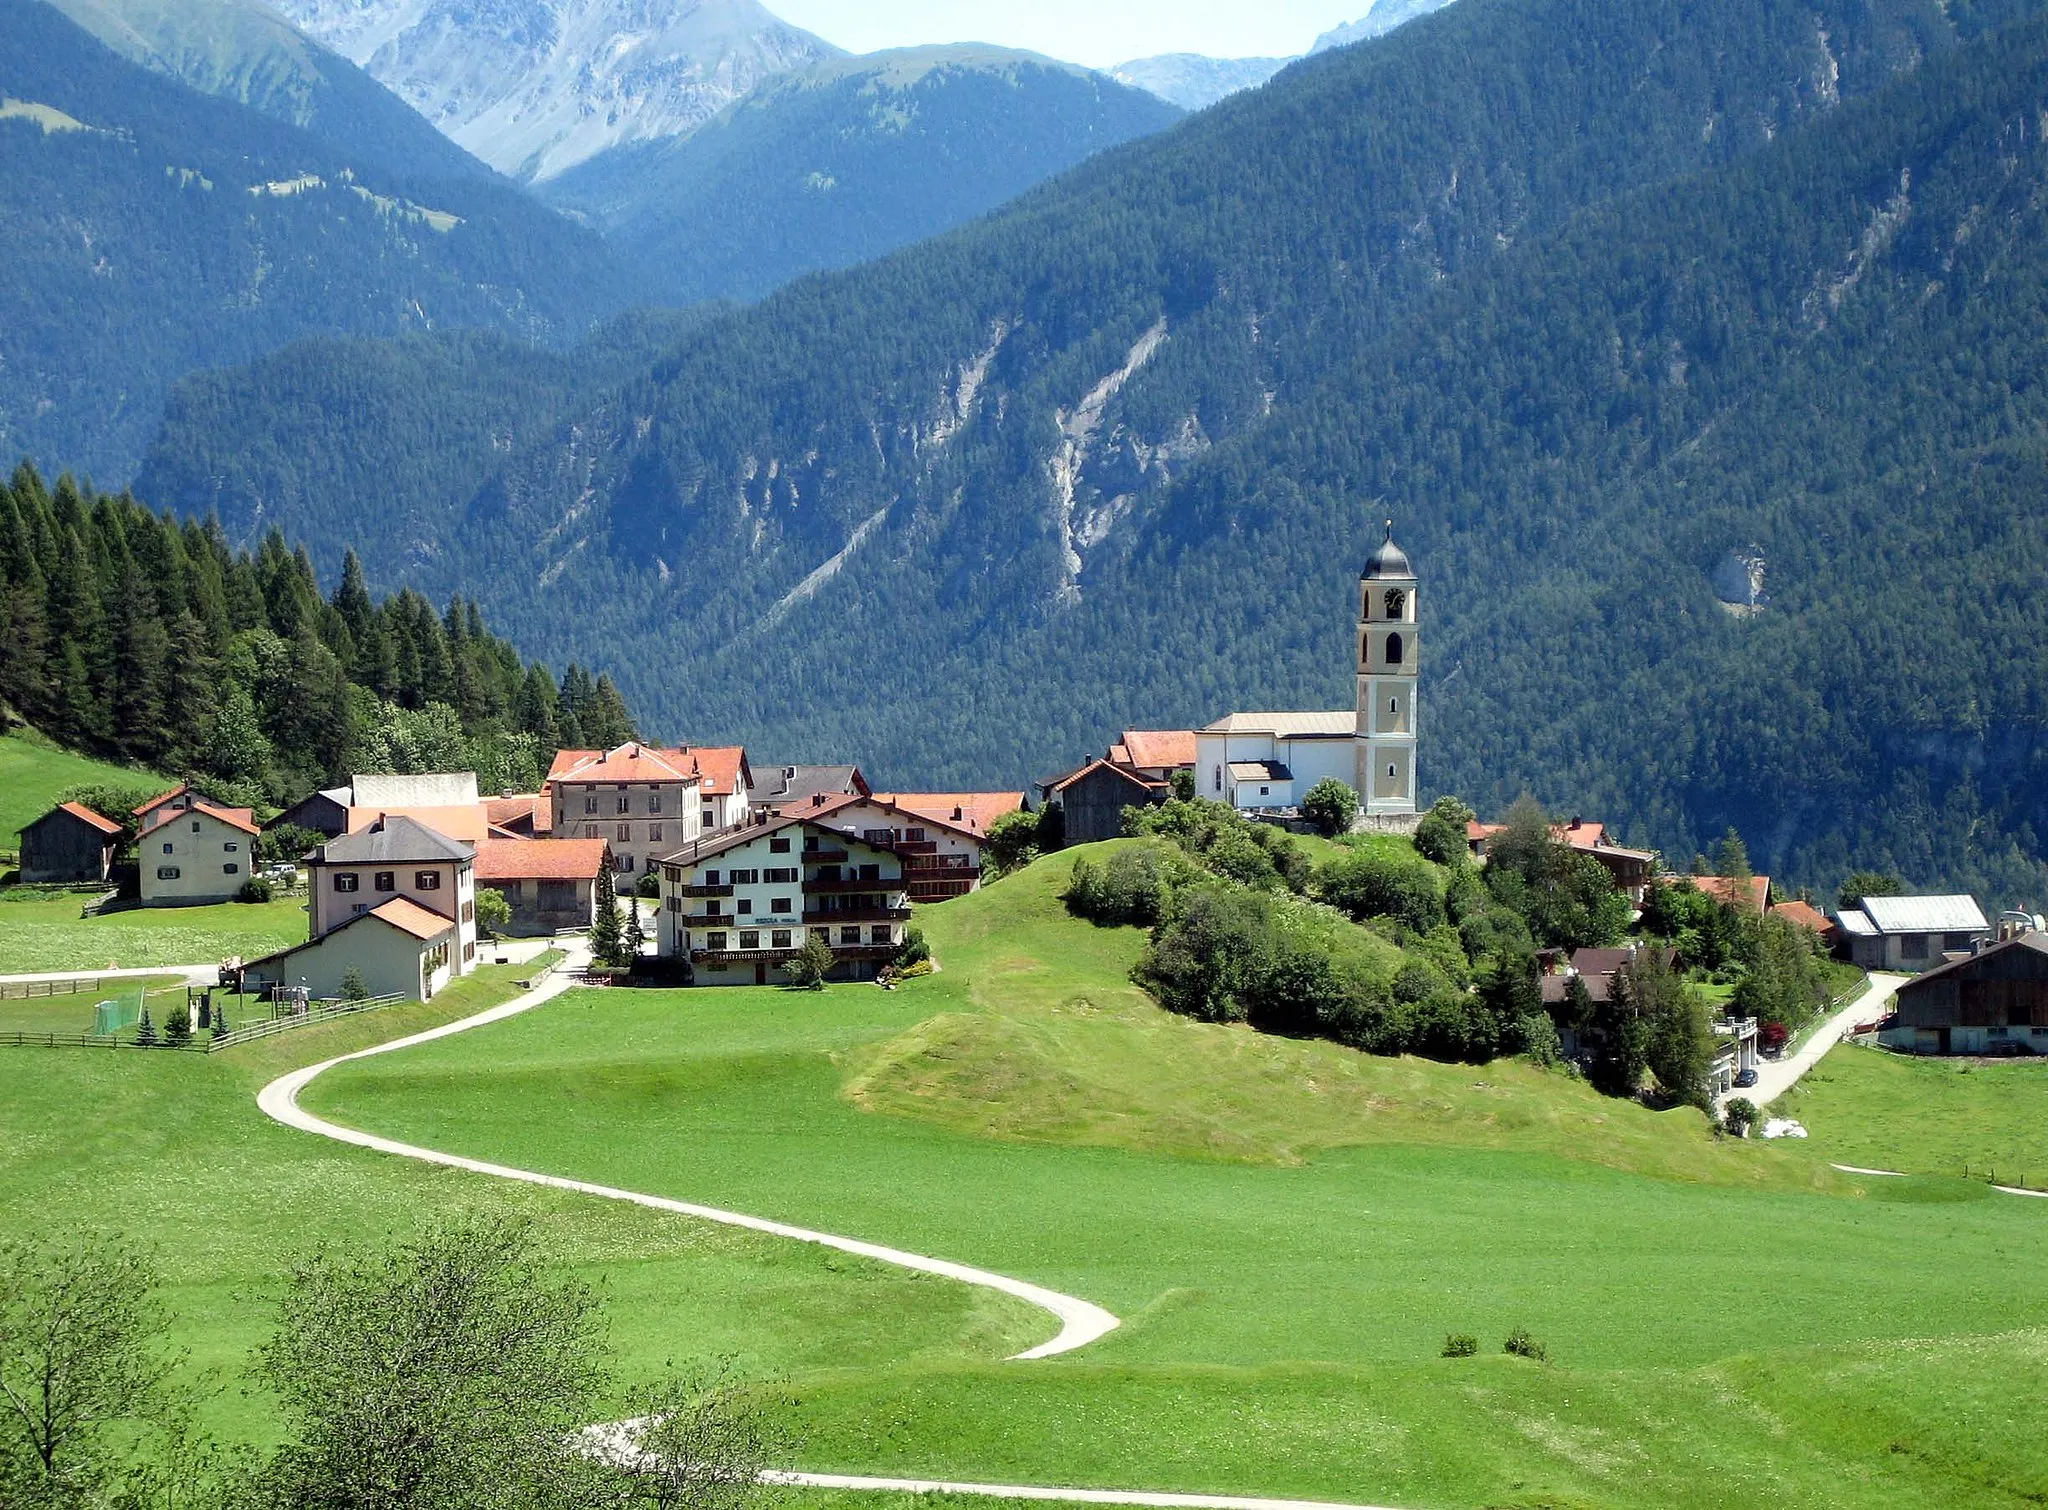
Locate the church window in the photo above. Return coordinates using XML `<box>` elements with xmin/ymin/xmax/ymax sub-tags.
<box><xmin>1388</xmin><ymin>764</ymin><xmax>1397</xmax><ymax>779</ymax></box>
<box><xmin>1384</xmin><ymin>589</ymin><xmax>1406</xmax><ymax>618</ymax></box>
<box><xmin>1213</xmin><ymin>765</ymin><xmax>1222</xmax><ymax>793</ymax></box>
<box><xmin>1389</xmin><ymin>697</ymin><xmax>1398</xmax><ymax>714</ymax></box>
<box><xmin>1386</xmin><ymin>632</ymin><xmax>1404</xmax><ymax>666</ymax></box>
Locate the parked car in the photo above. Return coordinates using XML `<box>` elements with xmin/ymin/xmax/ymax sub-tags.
<box><xmin>1733</xmin><ymin>1067</ymin><xmax>1759</xmax><ymax>1088</ymax></box>
<box><xmin>261</xmin><ymin>862</ymin><xmax>297</xmax><ymax>883</ymax></box>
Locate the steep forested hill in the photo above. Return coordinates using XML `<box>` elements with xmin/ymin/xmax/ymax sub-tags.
<box><xmin>0</xmin><ymin>0</ymin><xmax>639</xmax><ymax>479</ymax></box>
<box><xmin>136</xmin><ymin>0</ymin><xmax>2048</xmax><ymax>900</ymax></box>
<box><xmin>540</xmin><ymin>47</ymin><xmax>1182</xmax><ymax>306</ymax></box>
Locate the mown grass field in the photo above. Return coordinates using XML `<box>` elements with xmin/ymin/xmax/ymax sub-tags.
<box><xmin>1784</xmin><ymin>1042</ymin><xmax>2048</xmax><ymax>1185</ymax></box>
<box><xmin>292</xmin><ymin>844</ymin><xmax>2048</xmax><ymax>1510</ymax></box>
<box><xmin>0</xmin><ymin>973</ymin><xmax>182</xmax><ymax>1034</ymax></box>
<box><xmin>0</xmin><ymin>892</ymin><xmax>309</xmax><ymax>972</ymax></box>
<box><xmin>0</xmin><ymin>729</ymin><xmax>163</xmax><ymax>848</ymax></box>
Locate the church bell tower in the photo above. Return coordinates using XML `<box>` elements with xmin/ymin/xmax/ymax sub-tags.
<box><xmin>1355</xmin><ymin>521</ymin><xmax>1418</xmax><ymax>815</ymax></box>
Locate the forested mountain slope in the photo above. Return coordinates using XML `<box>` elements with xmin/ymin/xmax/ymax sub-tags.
<box><xmin>540</xmin><ymin>47</ymin><xmax>1182</xmax><ymax>306</ymax></box>
<box><xmin>0</xmin><ymin>0</ymin><xmax>639</xmax><ymax>479</ymax></box>
<box><xmin>42</xmin><ymin>0</ymin><xmax>492</xmax><ymax>182</ymax></box>
<box><xmin>137</xmin><ymin>0</ymin><xmax>2048</xmax><ymax>899</ymax></box>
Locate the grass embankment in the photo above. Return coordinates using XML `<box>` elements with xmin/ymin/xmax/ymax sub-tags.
<box><xmin>0</xmin><ymin>892</ymin><xmax>309</xmax><ymax>972</ymax></box>
<box><xmin>0</xmin><ymin>949</ymin><xmax>1022</xmax><ymax>1443</ymax></box>
<box><xmin>301</xmin><ymin>844</ymin><xmax>2048</xmax><ymax>1509</ymax></box>
<box><xmin>0</xmin><ymin>729</ymin><xmax>164</xmax><ymax>846</ymax></box>
<box><xmin>0</xmin><ymin>973</ymin><xmax>183</xmax><ymax>1034</ymax></box>
<box><xmin>1784</xmin><ymin>1043</ymin><xmax>2048</xmax><ymax>1184</ymax></box>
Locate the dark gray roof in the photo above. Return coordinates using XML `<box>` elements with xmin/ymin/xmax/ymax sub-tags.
<box><xmin>756</xmin><ymin>764</ymin><xmax>866</xmax><ymax>804</ymax></box>
<box><xmin>311</xmin><ymin>815</ymin><xmax>474</xmax><ymax>866</ymax></box>
<box><xmin>1361</xmin><ymin>521</ymin><xmax>1415</xmax><ymax>581</ymax></box>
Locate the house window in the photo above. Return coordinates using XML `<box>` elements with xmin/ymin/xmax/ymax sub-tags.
<box><xmin>770</xmin><ymin>836</ymin><xmax>792</xmax><ymax>854</ymax></box>
<box><xmin>619</xmin><ymin>854</ymin><xmax>636</xmax><ymax>872</ymax></box>
<box><xmin>223</xmin><ymin>862</ymin><xmax>239</xmax><ymax>875</ymax></box>
<box><xmin>1388</xmin><ymin>763</ymin><xmax>1397</xmax><ymax>779</ymax></box>
<box><xmin>765</xmin><ymin>867</ymin><xmax>797</xmax><ymax>884</ymax></box>
<box><xmin>162</xmin><ymin>842</ymin><xmax>174</xmax><ymax>855</ymax></box>
<box><xmin>1386</xmin><ymin>632</ymin><xmax>1404</xmax><ymax>666</ymax></box>
<box><xmin>1213</xmin><ymin>765</ymin><xmax>1222</xmax><ymax>793</ymax></box>
<box><xmin>1943</xmin><ymin>932</ymin><xmax>1974</xmax><ymax>951</ymax></box>
<box><xmin>584</xmin><ymin>796</ymin><xmax>598</xmax><ymax>814</ymax></box>
<box><xmin>649</xmin><ymin>825</ymin><xmax>663</xmax><ymax>843</ymax></box>
<box><xmin>869</xmin><ymin>926</ymin><xmax>891</xmax><ymax>945</ymax></box>
<box><xmin>617</xmin><ymin>796</ymin><xmax>631</xmax><ymax>815</ymax></box>
<box><xmin>771</xmin><ymin>929</ymin><xmax>792</xmax><ymax>949</ymax></box>
<box><xmin>460</xmin><ymin>900</ymin><xmax>474</xmax><ymax>923</ymax></box>
<box><xmin>736</xmin><ymin>898</ymin><xmax>751</xmax><ymax>914</ymax></box>
<box><xmin>415</xmin><ymin>871</ymin><xmax>441</xmax><ymax>890</ymax></box>
<box><xmin>770</xmin><ymin>898</ymin><xmax>790</xmax><ymax>915</ymax></box>
<box><xmin>1259</xmin><ymin>786</ymin><xmax>1270</xmax><ymax>797</ymax></box>
<box><xmin>704</xmin><ymin>870</ymin><xmax>720</xmax><ymax>885</ymax></box>
<box><xmin>334</xmin><ymin>873</ymin><xmax>360</xmax><ymax>893</ymax></box>
<box><xmin>463</xmin><ymin>941</ymin><xmax>475</xmax><ymax>961</ymax></box>
<box><xmin>858</xmin><ymin>864</ymin><xmax>879</xmax><ymax>881</ymax></box>
<box><xmin>804</xmin><ymin>835</ymin><xmax>819</xmax><ymax>852</ymax></box>
<box><xmin>616</xmin><ymin>823</ymin><xmax>632</xmax><ymax>843</ymax></box>
<box><xmin>706</xmin><ymin>931</ymin><xmax>728</xmax><ymax>951</ymax></box>
<box><xmin>739</xmin><ymin>930</ymin><xmax>759</xmax><ymax>950</ymax></box>
<box><xmin>224</xmin><ymin>841</ymin><xmax>239</xmax><ymax>853</ymax></box>
<box><xmin>701</xmin><ymin>807</ymin><xmax>715</xmax><ymax>827</ymax></box>
<box><xmin>811</xmin><ymin>928</ymin><xmax>831</xmax><ymax>945</ymax></box>
<box><xmin>156</xmin><ymin>866</ymin><xmax>180</xmax><ymax>880</ymax></box>
<box><xmin>840</xmin><ymin>926</ymin><xmax>861</xmax><ymax>945</ymax></box>
<box><xmin>906</xmin><ymin>828</ymin><xmax>927</xmax><ymax>842</ymax></box>
<box><xmin>730</xmin><ymin>869</ymin><xmax>759</xmax><ymax>885</ymax></box>
<box><xmin>191</xmin><ymin>820</ymin><xmax>201</xmax><ymax>832</ymax></box>
<box><xmin>375</xmin><ymin>871</ymin><xmax>395</xmax><ymax>892</ymax></box>
<box><xmin>649</xmin><ymin>795</ymin><xmax>662</xmax><ymax>813</ymax></box>
<box><xmin>1390</xmin><ymin>697</ymin><xmax>1399</xmax><ymax>714</ymax></box>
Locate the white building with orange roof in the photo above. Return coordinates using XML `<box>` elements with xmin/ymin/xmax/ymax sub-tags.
<box><xmin>544</xmin><ymin>741</ymin><xmax>753</xmax><ymax>881</ymax></box>
<box><xmin>136</xmin><ymin>788</ymin><xmax>262</xmax><ymax>906</ymax></box>
<box><xmin>782</xmin><ymin>790</ymin><xmax>1007</xmax><ymax>902</ymax></box>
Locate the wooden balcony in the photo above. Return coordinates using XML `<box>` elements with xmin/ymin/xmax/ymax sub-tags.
<box><xmin>802</xmin><ymin>906</ymin><xmax>912</xmax><ymax>925</ymax></box>
<box><xmin>679</xmin><ymin>884</ymin><xmax>733</xmax><ymax>898</ymax></box>
<box><xmin>805</xmin><ymin>876</ymin><xmax>906</xmax><ymax>894</ymax></box>
<box><xmin>802</xmin><ymin>849</ymin><xmax>849</xmax><ymax>865</ymax></box>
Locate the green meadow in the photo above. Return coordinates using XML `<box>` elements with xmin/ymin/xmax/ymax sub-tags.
<box><xmin>0</xmin><ymin>972</ymin><xmax>183</xmax><ymax>1035</ymax></box>
<box><xmin>1783</xmin><ymin>1042</ymin><xmax>2048</xmax><ymax>1186</ymax></box>
<box><xmin>3</xmin><ymin>844</ymin><xmax>2045</xmax><ymax>1506</ymax></box>
<box><xmin>0</xmin><ymin>729</ymin><xmax>164</xmax><ymax>848</ymax></box>
<box><xmin>0</xmin><ymin>892</ymin><xmax>309</xmax><ymax>972</ymax></box>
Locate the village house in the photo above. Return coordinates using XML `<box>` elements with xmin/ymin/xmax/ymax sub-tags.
<box><xmin>1037</xmin><ymin>758</ymin><xmax>1165</xmax><ymax>844</ymax></box>
<box><xmin>474</xmin><ymin>837</ymin><xmax>611</xmax><ymax>934</ymax></box>
<box><xmin>656</xmin><ymin>814</ymin><xmax>911</xmax><ymax>984</ymax></box>
<box><xmin>271</xmin><ymin>772</ymin><xmax>484</xmax><ymax>842</ymax></box>
<box><xmin>780</xmin><ymin>791</ymin><xmax>997</xmax><ymax>902</ymax></box>
<box><xmin>138</xmin><ymin>791</ymin><xmax>260</xmax><ymax>906</ymax></box>
<box><xmin>241</xmin><ymin>896</ymin><xmax>463</xmax><ymax>1004</ymax></box>
<box><xmin>1880</xmin><ymin>930</ymin><xmax>2048</xmax><ymax>1055</ymax></box>
<box><xmin>484</xmin><ymin>794</ymin><xmax>546</xmax><ymax>838</ymax></box>
<box><xmin>1106</xmin><ymin>730</ymin><xmax>1197</xmax><ymax>784</ymax></box>
<box><xmin>1540</xmin><ymin>944</ymin><xmax>1758</xmax><ymax>1092</ymax></box>
<box><xmin>546</xmin><ymin>742</ymin><xmax>752</xmax><ymax>881</ymax></box>
<box><xmin>1833</xmin><ymin>894</ymin><xmax>1991</xmax><ymax>970</ymax></box>
<box><xmin>755</xmin><ymin>764</ymin><xmax>871</xmax><ymax>811</ymax></box>
<box><xmin>301</xmin><ymin>815</ymin><xmax>478</xmax><ymax>976</ymax></box>
<box><xmin>1472</xmin><ymin>818</ymin><xmax>1659</xmax><ymax>905</ymax></box>
<box><xmin>17</xmin><ymin>801</ymin><xmax>122</xmax><ymax>884</ymax></box>
<box><xmin>1768</xmin><ymin>898</ymin><xmax>1838</xmax><ymax>946</ymax></box>
<box><xmin>1669</xmin><ymin>872</ymin><xmax>1772</xmax><ymax>917</ymax></box>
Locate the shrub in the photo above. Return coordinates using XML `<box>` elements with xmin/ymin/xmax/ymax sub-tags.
<box><xmin>1517</xmin><ymin>1010</ymin><xmax>1563</xmax><ymax>1067</ymax></box>
<box><xmin>895</xmin><ymin>927</ymin><xmax>932</xmax><ymax>968</ymax></box>
<box><xmin>1413</xmin><ymin>796</ymin><xmax>1476</xmax><ymax>867</ymax></box>
<box><xmin>1442</xmin><ymin>1333</ymin><xmax>1479</xmax><ymax>1357</ymax></box>
<box><xmin>1068</xmin><ymin>846</ymin><xmax>1174</xmax><ymax>926</ymax></box>
<box><xmin>1301</xmin><ymin>779</ymin><xmax>1359</xmax><ymax>838</ymax></box>
<box><xmin>1723</xmin><ymin>1097</ymin><xmax>1760</xmax><ymax>1137</ymax></box>
<box><xmin>892</xmin><ymin>958</ymin><xmax>935</xmax><ymax>980</ymax></box>
<box><xmin>1316</xmin><ymin>849</ymin><xmax>1445</xmax><ymax>933</ymax></box>
<box><xmin>339</xmin><ymin>965</ymin><xmax>369</xmax><ymax>1003</ymax></box>
<box><xmin>1503</xmin><ymin>1329</ymin><xmax>1548</xmax><ymax>1361</ymax></box>
<box><xmin>984</xmin><ymin>810</ymin><xmax>1043</xmax><ymax>877</ymax></box>
<box><xmin>635</xmin><ymin>871</ymin><xmax>661</xmax><ymax>899</ymax></box>
<box><xmin>780</xmin><ymin>936</ymin><xmax>834</xmax><ymax>990</ymax></box>
<box><xmin>236</xmin><ymin>877</ymin><xmax>274</xmax><ymax>904</ymax></box>
<box><xmin>474</xmin><ymin>887</ymin><xmax>513</xmax><ymax>938</ymax></box>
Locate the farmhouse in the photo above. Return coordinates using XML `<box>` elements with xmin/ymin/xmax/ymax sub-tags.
<box><xmin>546</xmin><ymin>742</ymin><xmax>752</xmax><ymax>880</ymax></box>
<box><xmin>139</xmin><ymin>797</ymin><xmax>259</xmax><ymax>906</ymax></box>
<box><xmin>1833</xmin><ymin>894</ymin><xmax>1991</xmax><ymax>970</ymax></box>
<box><xmin>474</xmin><ymin>837</ymin><xmax>610</xmax><ymax>934</ymax></box>
<box><xmin>303</xmin><ymin>815</ymin><xmax>478</xmax><ymax>975</ymax></box>
<box><xmin>1881</xmin><ymin>932</ymin><xmax>2048</xmax><ymax>1055</ymax></box>
<box><xmin>17</xmin><ymin>801</ymin><xmax>121</xmax><ymax>884</ymax></box>
<box><xmin>1198</xmin><ymin>523</ymin><xmax>1420</xmax><ymax>818</ymax></box>
<box><xmin>241</xmin><ymin>897</ymin><xmax>462</xmax><ymax>1003</ymax></box>
<box><xmin>1037</xmin><ymin>758</ymin><xmax>1165</xmax><ymax>844</ymax></box>
<box><xmin>655</xmin><ymin>814</ymin><xmax>910</xmax><ymax>984</ymax></box>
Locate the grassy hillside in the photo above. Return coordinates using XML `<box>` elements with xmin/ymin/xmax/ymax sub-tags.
<box><xmin>293</xmin><ymin>853</ymin><xmax>2048</xmax><ymax>1508</ymax></box>
<box><xmin>0</xmin><ymin>730</ymin><xmax>162</xmax><ymax>848</ymax></box>
<box><xmin>1783</xmin><ymin>1045</ymin><xmax>2048</xmax><ymax>1185</ymax></box>
<box><xmin>0</xmin><ymin>894</ymin><xmax>310</xmax><ymax>972</ymax></box>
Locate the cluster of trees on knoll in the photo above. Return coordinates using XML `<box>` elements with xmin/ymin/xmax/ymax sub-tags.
<box><xmin>0</xmin><ymin>463</ymin><xmax>637</xmax><ymax>809</ymax></box>
<box><xmin>1062</xmin><ymin>792</ymin><xmax>1840</xmax><ymax>1111</ymax></box>
<box><xmin>0</xmin><ymin>1218</ymin><xmax>767</xmax><ymax>1510</ymax></box>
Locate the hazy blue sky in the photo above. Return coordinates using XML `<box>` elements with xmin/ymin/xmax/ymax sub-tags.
<box><xmin>768</xmin><ymin>1</ymin><xmax>1377</xmax><ymax>69</ymax></box>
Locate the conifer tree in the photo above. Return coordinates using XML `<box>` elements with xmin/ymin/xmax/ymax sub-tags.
<box><xmin>591</xmin><ymin>865</ymin><xmax>624</xmax><ymax>967</ymax></box>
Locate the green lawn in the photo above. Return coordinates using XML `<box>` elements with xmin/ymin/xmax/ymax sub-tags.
<box><xmin>0</xmin><ymin>973</ymin><xmax>182</xmax><ymax>1035</ymax></box>
<box><xmin>0</xmin><ymin>729</ymin><xmax>163</xmax><ymax>846</ymax></box>
<box><xmin>292</xmin><ymin>847</ymin><xmax>2048</xmax><ymax>1510</ymax></box>
<box><xmin>1783</xmin><ymin>1043</ymin><xmax>2048</xmax><ymax>1185</ymax></box>
<box><xmin>0</xmin><ymin>893</ymin><xmax>309</xmax><ymax>972</ymax></box>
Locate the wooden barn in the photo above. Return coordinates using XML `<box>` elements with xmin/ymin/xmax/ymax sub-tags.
<box><xmin>1881</xmin><ymin>933</ymin><xmax>2048</xmax><ymax>1055</ymax></box>
<box><xmin>18</xmin><ymin>801</ymin><xmax>122</xmax><ymax>883</ymax></box>
<box><xmin>1036</xmin><ymin>759</ymin><xmax>1164</xmax><ymax>845</ymax></box>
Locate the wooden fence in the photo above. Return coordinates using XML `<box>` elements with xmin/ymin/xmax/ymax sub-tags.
<box><xmin>0</xmin><ymin>975</ymin><xmax>128</xmax><ymax>1000</ymax></box>
<box><xmin>0</xmin><ymin>993</ymin><xmax>404</xmax><ymax>1052</ymax></box>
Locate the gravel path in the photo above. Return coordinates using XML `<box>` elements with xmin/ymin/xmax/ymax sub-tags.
<box><xmin>1720</xmin><ymin>971</ymin><xmax>1905</xmax><ymax>1113</ymax></box>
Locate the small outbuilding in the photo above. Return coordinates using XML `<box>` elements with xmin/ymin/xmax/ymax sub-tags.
<box><xmin>1881</xmin><ymin>932</ymin><xmax>2048</xmax><ymax>1055</ymax></box>
<box><xmin>241</xmin><ymin>897</ymin><xmax>461</xmax><ymax>1004</ymax></box>
<box><xmin>18</xmin><ymin>801</ymin><xmax>123</xmax><ymax>884</ymax></box>
<box><xmin>1037</xmin><ymin>758</ymin><xmax>1164</xmax><ymax>845</ymax></box>
<box><xmin>1833</xmin><ymin>894</ymin><xmax>1991</xmax><ymax>970</ymax></box>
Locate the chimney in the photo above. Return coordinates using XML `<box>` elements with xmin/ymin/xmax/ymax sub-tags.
<box><xmin>953</xmin><ymin>806</ymin><xmax>964</xmax><ymax>821</ymax></box>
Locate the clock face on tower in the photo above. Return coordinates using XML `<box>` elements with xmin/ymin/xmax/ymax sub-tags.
<box><xmin>1384</xmin><ymin>589</ymin><xmax>1406</xmax><ymax>618</ymax></box>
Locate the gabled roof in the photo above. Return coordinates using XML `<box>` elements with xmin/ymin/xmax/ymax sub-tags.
<box><xmin>1118</xmin><ymin>730</ymin><xmax>1197</xmax><ymax>769</ymax></box>
<box><xmin>346</xmin><ymin>803</ymin><xmax>490</xmax><ymax>844</ymax></box>
<box><xmin>875</xmin><ymin>791</ymin><xmax>1025</xmax><ymax>834</ymax></box>
<box><xmin>367</xmin><ymin>896</ymin><xmax>457</xmax><ymax>941</ymax></box>
<box><xmin>1898</xmin><ymin>931</ymin><xmax>2048</xmax><ymax>992</ymax></box>
<box><xmin>756</xmin><ymin>764</ymin><xmax>870</xmax><ymax>806</ymax></box>
<box><xmin>545</xmin><ymin>742</ymin><xmax>750</xmax><ymax>795</ymax></box>
<box><xmin>659</xmin><ymin>813</ymin><xmax>900</xmax><ymax>869</ymax></box>
<box><xmin>1041</xmin><ymin>758</ymin><xmax>1159</xmax><ymax>798</ymax></box>
<box><xmin>484</xmin><ymin>795</ymin><xmax>541</xmax><ymax>827</ymax></box>
<box><xmin>1200</xmin><ymin>711</ymin><xmax>1356</xmax><ymax>738</ymax></box>
<box><xmin>1659</xmin><ymin>873</ymin><xmax>1770</xmax><ymax>915</ymax></box>
<box><xmin>474</xmin><ymin>838</ymin><xmax>608</xmax><ymax>882</ymax></box>
<box><xmin>52</xmin><ymin>801</ymin><xmax>123</xmax><ymax>837</ymax></box>
<box><xmin>133</xmin><ymin>783</ymin><xmax>194</xmax><ymax>815</ymax></box>
<box><xmin>1858</xmin><ymin>894</ymin><xmax>1991</xmax><ymax>935</ymax></box>
<box><xmin>1769</xmin><ymin>900</ymin><xmax>1836</xmax><ymax>936</ymax></box>
<box><xmin>350</xmin><ymin>772</ymin><xmax>479</xmax><ymax>808</ymax></box>
<box><xmin>312</xmin><ymin>814</ymin><xmax>474</xmax><ymax>866</ymax></box>
<box><xmin>143</xmin><ymin>799</ymin><xmax>259</xmax><ymax>837</ymax></box>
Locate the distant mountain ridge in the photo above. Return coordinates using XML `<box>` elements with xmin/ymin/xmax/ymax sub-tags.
<box><xmin>1113</xmin><ymin>0</ymin><xmax>1458</xmax><ymax>110</ymax></box>
<box><xmin>541</xmin><ymin>45</ymin><xmax>1182</xmax><ymax>305</ymax></box>
<box><xmin>266</xmin><ymin>0</ymin><xmax>843</xmax><ymax>181</ymax></box>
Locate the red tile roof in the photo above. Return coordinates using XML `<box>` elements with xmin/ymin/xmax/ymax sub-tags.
<box><xmin>143</xmin><ymin>799</ymin><xmax>259</xmax><ymax>837</ymax></box>
<box><xmin>1118</xmin><ymin>730</ymin><xmax>1197</xmax><ymax>770</ymax></box>
<box><xmin>545</xmin><ymin>742</ymin><xmax>749</xmax><ymax>795</ymax></box>
<box><xmin>485</xmin><ymin>795</ymin><xmax>541</xmax><ymax>827</ymax></box>
<box><xmin>875</xmin><ymin>791</ymin><xmax>1025</xmax><ymax>834</ymax></box>
<box><xmin>57</xmin><ymin>801</ymin><xmax>123</xmax><ymax>836</ymax></box>
<box><xmin>133</xmin><ymin>783</ymin><xmax>194</xmax><ymax>815</ymax></box>
<box><xmin>1662</xmin><ymin>873</ymin><xmax>1772</xmax><ymax>915</ymax></box>
<box><xmin>368</xmin><ymin>896</ymin><xmax>457</xmax><ymax>941</ymax></box>
<box><xmin>474</xmin><ymin>838</ymin><xmax>608</xmax><ymax>882</ymax></box>
<box><xmin>1769</xmin><ymin>899</ymin><xmax>1837</xmax><ymax>936</ymax></box>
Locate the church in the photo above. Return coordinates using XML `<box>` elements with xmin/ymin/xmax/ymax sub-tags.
<box><xmin>1192</xmin><ymin>522</ymin><xmax>1419</xmax><ymax>819</ymax></box>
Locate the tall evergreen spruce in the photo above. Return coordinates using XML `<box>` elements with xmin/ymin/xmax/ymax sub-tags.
<box><xmin>591</xmin><ymin>867</ymin><xmax>624</xmax><ymax>968</ymax></box>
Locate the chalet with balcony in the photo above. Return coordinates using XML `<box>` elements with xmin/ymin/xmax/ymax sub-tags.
<box><xmin>546</xmin><ymin>742</ymin><xmax>751</xmax><ymax>882</ymax></box>
<box><xmin>656</xmin><ymin>814</ymin><xmax>911</xmax><ymax>985</ymax></box>
<box><xmin>779</xmin><ymin>792</ymin><xmax>995</xmax><ymax>902</ymax></box>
